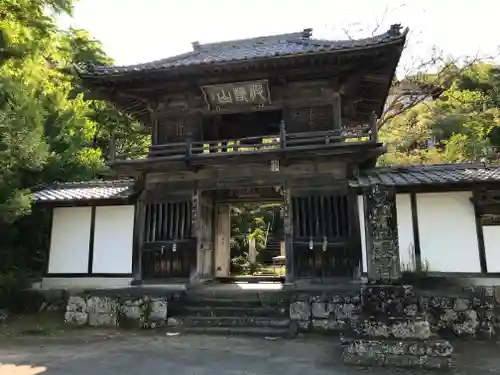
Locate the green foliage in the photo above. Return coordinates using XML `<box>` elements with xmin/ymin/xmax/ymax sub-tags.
<box><xmin>229</xmin><ymin>203</ymin><xmax>281</xmax><ymax>274</ymax></box>
<box><xmin>0</xmin><ymin>0</ymin><xmax>148</xmax><ymax>296</ymax></box>
<box><xmin>380</xmin><ymin>62</ymin><xmax>500</xmax><ymax>166</ymax></box>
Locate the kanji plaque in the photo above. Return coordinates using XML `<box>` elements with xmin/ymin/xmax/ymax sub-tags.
<box><xmin>201</xmin><ymin>80</ymin><xmax>271</xmax><ymax>109</ymax></box>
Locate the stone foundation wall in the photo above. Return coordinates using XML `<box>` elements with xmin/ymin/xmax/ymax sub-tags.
<box><xmin>290</xmin><ymin>285</ymin><xmax>498</xmax><ymax>339</ymax></box>
<box><xmin>63</xmin><ymin>289</ymin><xmax>184</xmax><ymax>328</ymax></box>
<box><xmin>342</xmin><ymin>339</ymin><xmax>454</xmax><ymax>370</ymax></box>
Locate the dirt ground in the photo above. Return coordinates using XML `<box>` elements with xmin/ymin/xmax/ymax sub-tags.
<box><xmin>0</xmin><ymin>331</ymin><xmax>499</xmax><ymax>375</ymax></box>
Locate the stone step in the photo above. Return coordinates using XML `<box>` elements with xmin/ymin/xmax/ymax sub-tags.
<box><xmin>342</xmin><ymin>339</ymin><xmax>453</xmax><ymax>370</ymax></box>
<box><xmin>183</xmin><ymin>316</ymin><xmax>291</xmax><ymax>329</ymax></box>
<box><xmin>181</xmin><ymin>305</ymin><xmax>288</xmax><ymax>318</ymax></box>
<box><xmin>182</xmin><ymin>326</ymin><xmax>293</xmax><ymax>337</ymax></box>
<box><xmin>187</xmin><ymin>289</ymin><xmax>289</xmax><ymax>299</ymax></box>
<box><xmin>182</xmin><ymin>296</ymin><xmax>289</xmax><ymax>308</ymax></box>
<box><xmin>182</xmin><ymin>298</ymin><xmax>265</xmax><ymax>308</ymax></box>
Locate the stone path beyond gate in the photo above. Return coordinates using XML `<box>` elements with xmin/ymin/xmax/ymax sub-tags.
<box><xmin>0</xmin><ymin>333</ymin><xmax>499</xmax><ymax>375</ymax></box>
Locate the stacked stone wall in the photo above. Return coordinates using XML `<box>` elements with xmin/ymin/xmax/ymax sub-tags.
<box><xmin>290</xmin><ymin>285</ymin><xmax>497</xmax><ymax>339</ymax></box>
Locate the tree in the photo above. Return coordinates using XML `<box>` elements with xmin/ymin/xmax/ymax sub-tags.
<box><xmin>379</xmin><ymin>62</ymin><xmax>500</xmax><ymax>166</ymax></box>
<box><xmin>0</xmin><ymin>1</ymin><xmax>150</xmax><ymax>285</ymax></box>
<box><xmin>0</xmin><ymin>0</ymin><xmax>74</xmax><ymax>63</ymax></box>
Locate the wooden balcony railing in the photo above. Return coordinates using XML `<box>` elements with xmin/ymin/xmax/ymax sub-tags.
<box><xmin>113</xmin><ymin>119</ymin><xmax>379</xmax><ymax>163</ymax></box>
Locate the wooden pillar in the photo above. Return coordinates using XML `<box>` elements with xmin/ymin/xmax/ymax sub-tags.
<box><xmin>370</xmin><ymin>111</ymin><xmax>378</xmax><ymax>142</ymax></box>
<box><xmin>283</xmin><ymin>187</ymin><xmax>295</xmax><ymax>283</ymax></box>
<box><xmin>131</xmin><ymin>193</ymin><xmax>146</xmax><ymax>285</ymax></box>
<box><xmin>149</xmin><ymin>104</ymin><xmax>160</xmax><ymax>145</ymax></box>
<box><xmin>215</xmin><ymin>204</ymin><xmax>231</xmax><ymax>277</ymax></box>
<box><xmin>332</xmin><ymin>92</ymin><xmax>342</xmax><ymax>130</ymax></box>
<box><xmin>364</xmin><ymin>184</ymin><xmax>401</xmax><ymax>283</ymax></box>
<box><xmin>194</xmin><ymin>191</ymin><xmax>214</xmax><ymax>278</ymax></box>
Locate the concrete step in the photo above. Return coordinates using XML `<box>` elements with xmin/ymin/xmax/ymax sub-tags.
<box><xmin>182</xmin><ymin>326</ymin><xmax>293</xmax><ymax>337</ymax></box>
<box><xmin>182</xmin><ymin>305</ymin><xmax>288</xmax><ymax>318</ymax></box>
<box><xmin>183</xmin><ymin>316</ymin><xmax>291</xmax><ymax>329</ymax></box>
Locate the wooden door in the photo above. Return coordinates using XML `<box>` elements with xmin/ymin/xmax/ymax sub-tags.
<box><xmin>141</xmin><ymin>200</ymin><xmax>195</xmax><ymax>279</ymax></box>
<box><xmin>292</xmin><ymin>194</ymin><xmax>361</xmax><ymax>279</ymax></box>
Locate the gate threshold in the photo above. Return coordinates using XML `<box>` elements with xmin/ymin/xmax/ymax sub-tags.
<box><xmin>215</xmin><ymin>275</ymin><xmax>285</xmax><ymax>284</ymax></box>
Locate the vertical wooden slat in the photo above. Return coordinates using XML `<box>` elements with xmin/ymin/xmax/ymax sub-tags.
<box><xmin>168</xmin><ymin>202</ymin><xmax>174</xmax><ymax>239</ymax></box>
<box><xmin>179</xmin><ymin>202</ymin><xmax>187</xmax><ymax>240</ymax></box>
<box><xmin>316</xmin><ymin>196</ymin><xmax>321</xmax><ymax>238</ymax></box>
<box><xmin>145</xmin><ymin>204</ymin><xmax>151</xmax><ymax>242</ymax></box>
<box><xmin>335</xmin><ymin>196</ymin><xmax>341</xmax><ymax>239</ymax></box>
<box><xmin>157</xmin><ymin>203</ymin><xmax>164</xmax><ymax>241</ymax></box>
<box><xmin>308</xmin><ymin>195</ymin><xmax>314</xmax><ymax>238</ymax></box>
<box><xmin>300</xmin><ymin>197</ymin><xmax>307</xmax><ymax>239</ymax></box>
<box><xmin>347</xmin><ymin>195</ymin><xmax>353</xmax><ymax>237</ymax></box>
<box><xmin>151</xmin><ymin>204</ymin><xmax>158</xmax><ymax>242</ymax></box>
<box><xmin>174</xmin><ymin>202</ymin><xmax>182</xmax><ymax>239</ymax></box>
<box><xmin>162</xmin><ymin>203</ymin><xmax>168</xmax><ymax>240</ymax></box>
<box><xmin>343</xmin><ymin>195</ymin><xmax>349</xmax><ymax>238</ymax></box>
<box><xmin>185</xmin><ymin>201</ymin><xmax>191</xmax><ymax>237</ymax></box>
<box><xmin>292</xmin><ymin>198</ymin><xmax>300</xmax><ymax>237</ymax></box>
<box><xmin>321</xmin><ymin>196</ymin><xmax>326</xmax><ymax>238</ymax></box>
<box><xmin>327</xmin><ymin>196</ymin><xmax>333</xmax><ymax>238</ymax></box>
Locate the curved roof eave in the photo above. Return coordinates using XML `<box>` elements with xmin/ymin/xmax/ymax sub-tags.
<box><xmin>78</xmin><ymin>28</ymin><xmax>408</xmax><ymax>82</ymax></box>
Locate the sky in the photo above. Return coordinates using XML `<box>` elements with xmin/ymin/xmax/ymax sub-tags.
<box><xmin>58</xmin><ymin>0</ymin><xmax>499</xmax><ymax>74</ymax></box>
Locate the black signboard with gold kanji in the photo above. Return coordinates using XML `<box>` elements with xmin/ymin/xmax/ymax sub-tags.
<box><xmin>201</xmin><ymin>80</ymin><xmax>271</xmax><ymax>109</ymax></box>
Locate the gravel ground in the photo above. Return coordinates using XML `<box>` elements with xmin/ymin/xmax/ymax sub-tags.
<box><xmin>0</xmin><ymin>332</ymin><xmax>499</xmax><ymax>375</ymax></box>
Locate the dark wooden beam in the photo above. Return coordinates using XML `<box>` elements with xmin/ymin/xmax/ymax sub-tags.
<box><xmin>131</xmin><ymin>192</ymin><xmax>146</xmax><ymax>284</ymax></box>
<box><xmin>44</xmin><ymin>207</ymin><xmax>54</xmax><ymax>275</ymax></box>
<box><xmin>472</xmin><ymin>189</ymin><xmax>488</xmax><ymax>273</ymax></box>
<box><xmin>87</xmin><ymin>206</ymin><xmax>97</xmax><ymax>274</ymax></box>
<box><xmin>410</xmin><ymin>192</ymin><xmax>422</xmax><ymax>271</ymax></box>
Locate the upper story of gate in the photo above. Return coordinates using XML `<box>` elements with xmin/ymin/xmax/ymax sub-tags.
<box><xmin>78</xmin><ymin>24</ymin><xmax>407</xmax><ymax>174</ymax></box>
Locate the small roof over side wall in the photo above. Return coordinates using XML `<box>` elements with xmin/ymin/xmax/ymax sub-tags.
<box><xmin>33</xmin><ymin>180</ymin><xmax>135</xmax><ymax>204</ymax></box>
<box><xmin>351</xmin><ymin>164</ymin><xmax>500</xmax><ymax>189</ymax></box>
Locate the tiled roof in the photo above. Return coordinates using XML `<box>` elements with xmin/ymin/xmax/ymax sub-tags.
<box><xmin>34</xmin><ymin>164</ymin><xmax>495</xmax><ymax>203</ymax></box>
<box><xmin>33</xmin><ymin>180</ymin><xmax>135</xmax><ymax>203</ymax></box>
<box><xmin>351</xmin><ymin>164</ymin><xmax>500</xmax><ymax>188</ymax></box>
<box><xmin>81</xmin><ymin>25</ymin><xmax>408</xmax><ymax>77</ymax></box>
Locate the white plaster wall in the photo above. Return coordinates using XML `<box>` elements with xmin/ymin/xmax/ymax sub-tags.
<box><xmin>48</xmin><ymin>207</ymin><xmax>91</xmax><ymax>274</ymax></box>
<box><xmin>357</xmin><ymin>195</ymin><xmax>368</xmax><ymax>273</ymax></box>
<box><xmin>483</xmin><ymin>226</ymin><xmax>500</xmax><ymax>272</ymax></box>
<box><xmin>396</xmin><ymin>194</ymin><xmax>416</xmax><ymax>271</ymax></box>
<box><xmin>417</xmin><ymin>191</ymin><xmax>481</xmax><ymax>272</ymax></box>
<box><xmin>92</xmin><ymin>205</ymin><xmax>135</xmax><ymax>274</ymax></box>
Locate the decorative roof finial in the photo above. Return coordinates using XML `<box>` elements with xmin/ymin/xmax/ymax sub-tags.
<box><xmin>192</xmin><ymin>41</ymin><xmax>201</xmax><ymax>51</ymax></box>
<box><xmin>388</xmin><ymin>24</ymin><xmax>402</xmax><ymax>36</ymax></box>
<box><xmin>301</xmin><ymin>28</ymin><xmax>313</xmax><ymax>39</ymax></box>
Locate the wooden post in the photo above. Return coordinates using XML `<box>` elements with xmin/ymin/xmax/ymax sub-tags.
<box><xmin>282</xmin><ymin>187</ymin><xmax>294</xmax><ymax>283</ymax></box>
<box><xmin>131</xmin><ymin>193</ymin><xmax>146</xmax><ymax>285</ymax></box>
<box><xmin>370</xmin><ymin>111</ymin><xmax>378</xmax><ymax>142</ymax></box>
<box><xmin>332</xmin><ymin>92</ymin><xmax>342</xmax><ymax>130</ymax></box>
<box><xmin>185</xmin><ymin>135</ymin><xmax>193</xmax><ymax>160</ymax></box>
<box><xmin>215</xmin><ymin>204</ymin><xmax>231</xmax><ymax>277</ymax></box>
<box><xmin>279</xmin><ymin>120</ymin><xmax>286</xmax><ymax>149</ymax></box>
